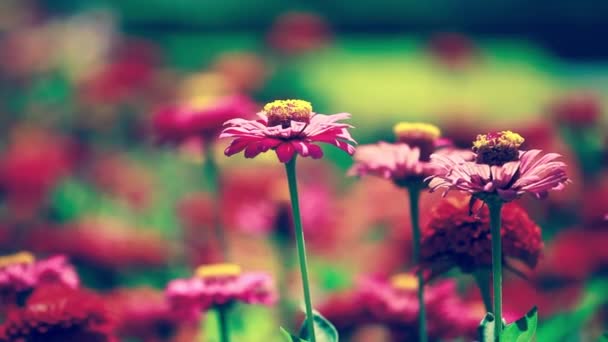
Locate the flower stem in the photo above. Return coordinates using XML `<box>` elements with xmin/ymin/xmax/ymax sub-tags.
<box><xmin>488</xmin><ymin>201</ymin><xmax>503</xmax><ymax>341</ymax></box>
<box><xmin>204</xmin><ymin>142</ymin><xmax>229</xmax><ymax>261</ymax></box>
<box><xmin>217</xmin><ymin>306</ymin><xmax>230</xmax><ymax>342</ymax></box>
<box><xmin>408</xmin><ymin>186</ymin><xmax>427</xmax><ymax>342</ymax></box>
<box><xmin>284</xmin><ymin>157</ymin><xmax>316</xmax><ymax>342</ymax></box>
<box><xmin>472</xmin><ymin>269</ymin><xmax>492</xmax><ymax>313</ymax></box>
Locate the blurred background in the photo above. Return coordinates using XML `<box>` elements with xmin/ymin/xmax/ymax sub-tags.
<box><xmin>1</xmin><ymin>0</ymin><xmax>608</xmax><ymax>341</ymax></box>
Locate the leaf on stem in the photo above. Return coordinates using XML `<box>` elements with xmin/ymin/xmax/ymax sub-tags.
<box><xmin>501</xmin><ymin>306</ymin><xmax>538</xmax><ymax>342</ymax></box>
<box><xmin>298</xmin><ymin>310</ymin><xmax>339</xmax><ymax>342</ymax></box>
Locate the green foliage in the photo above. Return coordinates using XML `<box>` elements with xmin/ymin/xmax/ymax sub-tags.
<box><xmin>298</xmin><ymin>311</ymin><xmax>339</xmax><ymax>342</ymax></box>
<box><xmin>478</xmin><ymin>312</ymin><xmax>498</xmax><ymax>342</ymax></box>
<box><xmin>281</xmin><ymin>311</ymin><xmax>339</xmax><ymax>342</ymax></box>
<box><xmin>479</xmin><ymin>307</ymin><xmax>537</xmax><ymax>342</ymax></box>
<box><xmin>501</xmin><ymin>307</ymin><xmax>538</xmax><ymax>342</ymax></box>
<box><xmin>537</xmin><ymin>279</ymin><xmax>608</xmax><ymax>341</ymax></box>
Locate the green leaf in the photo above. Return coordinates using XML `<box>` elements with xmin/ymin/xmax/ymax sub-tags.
<box><xmin>281</xmin><ymin>327</ymin><xmax>307</xmax><ymax>342</ymax></box>
<box><xmin>478</xmin><ymin>312</ymin><xmax>497</xmax><ymax>342</ymax></box>
<box><xmin>299</xmin><ymin>311</ymin><xmax>339</xmax><ymax>342</ymax></box>
<box><xmin>537</xmin><ymin>279</ymin><xmax>608</xmax><ymax>341</ymax></box>
<box><xmin>501</xmin><ymin>306</ymin><xmax>538</xmax><ymax>342</ymax></box>
<box><xmin>599</xmin><ymin>332</ymin><xmax>608</xmax><ymax>342</ymax></box>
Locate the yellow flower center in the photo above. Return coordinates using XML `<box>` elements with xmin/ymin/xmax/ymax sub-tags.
<box><xmin>0</xmin><ymin>252</ymin><xmax>35</xmax><ymax>268</ymax></box>
<box><xmin>473</xmin><ymin>131</ymin><xmax>525</xmax><ymax>166</ymax></box>
<box><xmin>393</xmin><ymin>122</ymin><xmax>441</xmax><ymax>161</ymax></box>
<box><xmin>264</xmin><ymin>99</ymin><xmax>312</xmax><ymax>128</ymax></box>
<box><xmin>195</xmin><ymin>263</ymin><xmax>242</xmax><ymax>278</ymax></box>
<box><xmin>390</xmin><ymin>273</ymin><xmax>418</xmax><ymax>291</ymax></box>
<box><xmin>393</xmin><ymin>122</ymin><xmax>441</xmax><ymax>142</ymax></box>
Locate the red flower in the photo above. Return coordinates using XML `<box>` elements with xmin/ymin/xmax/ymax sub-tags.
<box><xmin>421</xmin><ymin>195</ymin><xmax>542</xmax><ymax>276</ymax></box>
<box><xmin>428</xmin><ymin>33</ymin><xmax>478</xmax><ymax>69</ymax></box>
<box><xmin>267</xmin><ymin>12</ymin><xmax>331</xmax><ymax>55</ymax></box>
<box><xmin>0</xmin><ymin>128</ymin><xmax>75</xmax><ymax>219</ymax></box>
<box><xmin>0</xmin><ymin>285</ymin><xmax>116</xmax><ymax>342</ymax></box>
<box><xmin>108</xmin><ymin>287</ymin><xmax>199</xmax><ymax>342</ymax></box>
<box><xmin>80</xmin><ymin>39</ymin><xmax>158</xmax><ymax>105</ymax></box>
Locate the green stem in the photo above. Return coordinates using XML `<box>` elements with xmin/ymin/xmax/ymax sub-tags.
<box><xmin>204</xmin><ymin>142</ymin><xmax>229</xmax><ymax>261</ymax></box>
<box><xmin>217</xmin><ymin>306</ymin><xmax>230</xmax><ymax>342</ymax></box>
<box><xmin>284</xmin><ymin>157</ymin><xmax>316</xmax><ymax>342</ymax></box>
<box><xmin>408</xmin><ymin>186</ymin><xmax>427</xmax><ymax>342</ymax></box>
<box><xmin>473</xmin><ymin>269</ymin><xmax>493</xmax><ymax>313</ymax></box>
<box><xmin>488</xmin><ymin>201</ymin><xmax>503</xmax><ymax>341</ymax></box>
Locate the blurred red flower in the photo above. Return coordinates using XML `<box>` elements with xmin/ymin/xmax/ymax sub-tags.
<box><xmin>267</xmin><ymin>12</ymin><xmax>332</xmax><ymax>55</ymax></box>
<box><xmin>24</xmin><ymin>217</ymin><xmax>170</xmax><ymax>271</ymax></box>
<box><xmin>428</xmin><ymin>33</ymin><xmax>478</xmax><ymax>70</ymax></box>
<box><xmin>549</xmin><ymin>91</ymin><xmax>602</xmax><ymax>127</ymax></box>
<box><xmin>0</xmin><ymin>285</ymin><xmax>116</xmax><ymax>342</ymax></box>
<box><xmin>154</xmin><ymin>94</ymin><xmax>256</xmax><ymax>144</ymax></box>
<box><xmin>0</xmin><ymin>127</ymin><xmax>76</xmax><ymax>220</ymax></box>
<box><xmin>107</xmin><ymin>287</ymin><xmax>199</xmax><ymax>342</ymax></box>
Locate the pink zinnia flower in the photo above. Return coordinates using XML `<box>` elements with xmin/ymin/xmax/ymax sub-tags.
<box><xmin>428</xmin><ymin>130</ymin><xmax>569</xmax><ymax>202</ymax></box>
<box><xmin>0</xmin><ymin>252</ymin><xmax>79</xmax><ymax>300</ymax></box>
<box><xmin>153</xmin><ymin>94</ymin><xmax>256</xmax><ymax>144</ymax></box>
<box><xmin>349</xmin><ymin>122</ymin><xmax>472</xmax><ymax>187</ymax></box>
<box><xmin>357</xmin><ymin>274</ymin><xmax>471</xmax><ymax>340</ymax></box>
<box><xmin>220</xmin><ymin>99</ymin><xmax>356</xmax><ymax>163</ymax></box>
<box><xmin>0</xmin><ymin>285</ymin><xmax>115</xmax><ymax>342</ymax></box>
<box><xmin>166</xmin><ymin>263</ymin><xmax>277</xmax><ymax>319</ymax></box>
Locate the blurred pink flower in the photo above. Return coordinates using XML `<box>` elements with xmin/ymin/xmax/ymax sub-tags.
<box><xmin>221</xmin><ymin>99</ymin><xmax>356</xmax><ymax>163</ymax></box>
<box><xmin>0</xmin><ymin>252</ymin><xmax>78</xmax><ymax>301</ymax></box>
<box><xmin>153</xmin><ymin>94</ymin><xmax>256</xmax><ymax>144</ymax></box>
<box><xmin>357</xmin><ymin>274</ymin><xmax>472</xmax><ymax>340</ymax></box>
<box><xmin>349</xmin><ymin>123</ymin><xmax>472</xmax><ymax>187</ymax></box>
<box><xmin>0</xmin><ymin>285</ymin><xmax>116</xmax><ymax>342</ymax></box>
<box><xmin>428</xmin><ymin>131</ymin><xmax>569</xmax><ymax>201</ymax></box>
<box><xmin>166</xmin><ymin>263</ymin><xmax>277</xmax><ymax>318</ymax></box>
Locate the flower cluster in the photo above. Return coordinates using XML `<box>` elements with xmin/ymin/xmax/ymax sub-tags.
<box><xmin>0</xmin><ymin>285</ymin><xmax>115</xmax><ymax>342</ymax></box>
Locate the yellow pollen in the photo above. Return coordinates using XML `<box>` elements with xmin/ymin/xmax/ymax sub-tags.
<box><xmin>195</xmin><ymin>263</ymin><xmax>242</xmax><ymax>278</ymax></box>
<box><xmin>473</xmin><ymin>130</ymin><xmax>524</xmax><ymax>150</ymax></box>
<box><xmin>393</xmin><ymin>122</ymin><xmax>441</xmax><ymax>141</ymax></box>
<box><xmin>0</xmin><ymin>252</ymin><xmax>35</xmax><ymax>268</ymax></box>
<box><xmin>390</xmin><ymin>273</ymin><xmax>418</xmax><ymax>290</ymax></box>
<box><xmin>263</xmin><ymin>99</ymin><xmax>312</xmax><ymax>126</ymax></box>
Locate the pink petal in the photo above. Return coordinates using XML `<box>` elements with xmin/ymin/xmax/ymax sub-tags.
<box><xmin>276</xmin><ymin>143</ymin><xmax>296</xmax><ymax>163</ymax></box>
